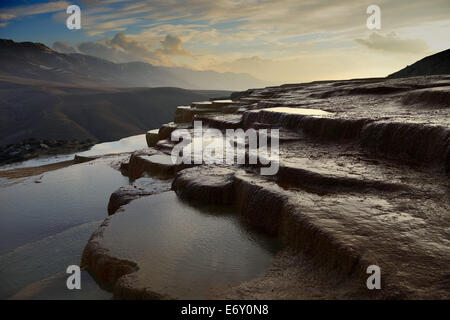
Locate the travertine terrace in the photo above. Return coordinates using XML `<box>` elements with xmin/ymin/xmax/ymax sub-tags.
<box><xmin>82</xmin><ymin>75</ymin><xmax>450</xmax><ymax>299</ymax></box>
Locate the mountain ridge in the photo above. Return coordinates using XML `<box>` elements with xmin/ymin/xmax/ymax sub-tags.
<box><xmin>388</xmin><ymin>48</ymin><xmax>450</xmax><ymax>78</ymax></box>
<box><xmin>0</xmin><ymin>39</ymin><xmax>267</xmax><ymax>91</ymax></box>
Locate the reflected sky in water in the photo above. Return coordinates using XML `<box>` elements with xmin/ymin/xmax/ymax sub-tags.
<box><xmin>0</xmin><ymin>158</ymin><xmax>129</xmax><ymax>254</ymax></box>
<box><xmin>100</xmin><ymin>191</ymin><xmax>280</xmax><ymax>299</ymax></box>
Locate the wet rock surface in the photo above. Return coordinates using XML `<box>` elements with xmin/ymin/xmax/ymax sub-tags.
<box><xmin>83</xmin><ymin>75</ymin><xmax>450</xmax><ymax>299</ymax></box>
<box><xmin>218</xmin><ymin>250</ymin><xmax>369</xmax><ymax>299</ymax></box>
<box><xmin>232</xmin><ymin>170</ymin><xmax>449</xmax><ymax>298</ymax></box>
<box><xmin>108</xmin><ymin>178</ymin><xmax>172</xmax><ymax>215</ymax></box>
<box><xmin>172</xmin><ymin>166</ymin><xmax>236</xmax><ymax>205</ymax></box>
<box><xmin>126</xmin><ymin>148</ymin><xmax>194</xmax><ymax>180</ymax></box>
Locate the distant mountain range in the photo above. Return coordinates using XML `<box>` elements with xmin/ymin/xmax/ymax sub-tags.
<box><xmin>388</xmin><ymin>48</ymin><xmax>450</xmax><ymax>78</ymax></box>
<box><xmin>0</xmin><ymin>39</ymin><xmax>267</xmax><ymax>91</ymax></box>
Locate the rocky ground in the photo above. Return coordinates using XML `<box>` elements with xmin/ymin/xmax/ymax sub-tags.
<box><xmin>81</xmin><ymin>75</ymin><xmax>449</xmax><ymax>299</ymax></box>
<box><xmin>0</xmin><ymin>138</ymin><xmax>95</xmax><ymax>166</ymax></box>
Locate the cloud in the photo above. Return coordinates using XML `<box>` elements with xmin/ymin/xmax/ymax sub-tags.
<box><xmin>0</xmin><ymin>1</ymin><xmax>70</xmax><ymax>27</ymax></box>
<box><xmin>355</xmin><ymin>32</ymin><xmax>429</xmax><ymax>54</ymax></box>
<box><xmin>0</xmin><ymin>1</ymin><xmax>69</xmax><ymax>21</ymax></box>
<box><xmin>210</xmin><ymin>47</ymin><xmax>424</xmax><ymax>83</ymax></box>
<box><xmin>159</xmin><ymin>35</ymin><xmax>193</xmax><ymax>56</ymax></box>
<box><xmin>5</xmin><ymin>0</ymin><xmax>450</xmax><ymax>83</ymax></box>
<box><xmin>51</xmin><ymin>32</ymin><xmax>196</xmax><ymax>66</ymax></box>
<box><xmin>85</xmin><ymin>18</ymin><xmax>141</xmax><ymax>36</ymax></box>
<box><xmin>138</xmin><ymin>0</ymin><xmax>450</xmax><ymax>44</ymax></box>
<box><xmin>77</xmin><ymin>41</ymin><xmax>123</xmax><ymax>61</ymax></box>
<box><xmin>3</xmin><ymin>0</ymin><xmax>450</xmax><ymax>42</ymax></box>
<box><xmin>109</xmin><ymin>32</ymin><xmax>155</xmax><ymax>58</ymax></box>
<box><xmin>55</xmin><ymin>32</ymin><xmax>174</xmax><ymax>66</ymax></box>
<box><xmin>0</xmin><ymin>14</ymin><xmax>16</xmax><ymax>21</ymax></box>
<box><xmin>52</xmin><ymin>41</ymin><xmax>78</xmax><ymax>53</ymax></box>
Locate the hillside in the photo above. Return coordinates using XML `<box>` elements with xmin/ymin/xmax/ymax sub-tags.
<box><xmin>0</xmin><ymin>75</ymin><xmax>229</xmax><ymax>146</ymax></box>
<box><xmin>388</xmin><ymin>48</ymin><xmax>450</xmax><ymax>78</ymax></box>
<box><xmin>0</xmin><ymin>39</ymin><xmax>266</xmax><ymax>91</ymax></box>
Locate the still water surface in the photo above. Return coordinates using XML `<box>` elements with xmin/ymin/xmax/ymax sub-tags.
<box><xmin>0</xmin><ymin>134</ymin><xmax>279</xmax><ymax>299</ymax></box>
<box><xmin>100</xmin><ymin>191</ymin><xmax>280</xmax><ymax>299</ymax></box>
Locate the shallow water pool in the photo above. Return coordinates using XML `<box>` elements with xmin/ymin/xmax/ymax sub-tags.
<box><xmin>96</xmin><ymin>191</ymin><xmax>280</xmax><ymax>299</ymax></box>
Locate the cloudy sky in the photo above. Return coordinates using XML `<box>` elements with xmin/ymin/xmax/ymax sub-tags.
<box><xmin>1</xmin><ymin>0</ymin><xmax>449</xmax><ymax>84</ymax></box>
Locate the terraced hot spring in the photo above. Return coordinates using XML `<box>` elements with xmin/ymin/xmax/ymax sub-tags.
<box><xmin>92</xmin><ymin>191</ymin><xmax>281</xmax><ymax>299</ymax></box>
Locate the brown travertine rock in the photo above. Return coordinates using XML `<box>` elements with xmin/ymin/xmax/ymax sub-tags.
<box><xmin>174</xmin><ymin>106</ymin><xmax>193</xmax><ymax>123</ymax></box>
<box><xmin>74</xmin><ymin>154</ymin><xmax>99</xmax><ymax>164</ymax></box>
<box><xmin>127</xmin><ymin>150</ymin><xmax>193</xmax><ymax>180</ymax></box>
<box><xmin>108</xmin><ymin>178</ymin><xmax>172</xmax><ymax>215</ymax></box>
<box><xmin>360</xmin><ymin>121</ymin><xmax>449</xmax><ymax>167</ymax></box>
<box><xmin>191</xmin><ymin>101</ymin><xmax>214</xmax><ymax>109</ymax></box>
<box><xmin>401</xmin><ymin>87</ymin><xmax>450</xmax><ymax>108</ymax></box>
<box><xmin>145</xmin><ymin>129</ymin><xmax>160</xmax><ymax>147</ymax></box>
<box><xmin>194</xmin><ymin>114</ymin><xmax>242</xmax><ymax>129</ymax></box>
<box><xmin>113</xmin><ymin>275</ymin><xmax>173</xmax><ymax>300</ymax></box>
<box><xmin>211</xmin><ymin>99</ymin><xmax>234</xmax><ymax>108</ymax></box>
<box><xmin>158</xmin><ymin>122</ymin><xmax>191</xmax><ymax>140</ymax></box>
<box><xmin>172</xmin><ymin>166</ymin><xmax>235</xmax><ymax>205</ymax></box>
<box><xmin>83</xmin><ymin>75</ymin><xmax>450</xmax><ymax>299</ymax></box>
<box><xmin>81</xmin><ymin>219</ymin><xmax>138</xmax><ymax>287</ymax></box>
<box><xmin>275</xmin><ymin>159</ymin><xmax>410</xmax><ymax>193</ymax></box>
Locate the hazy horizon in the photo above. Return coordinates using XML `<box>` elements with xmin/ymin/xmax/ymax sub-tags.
<box><xmin>1</xmin><ymin>0</ymin><xmax>449</xmax><ymax>85</ymax></box>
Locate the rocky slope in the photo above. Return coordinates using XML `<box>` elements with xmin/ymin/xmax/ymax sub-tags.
<box><xmin>0</xmin><ymin>138</ymin><xmax>94</xmax><ymax>165</ymax></box>
<box><xmin>81</xmin><ymin>75</ymin><xmax>449</xmax><ymax>299</ymax></box>
<box><xmin>388</xmin><ymin>48</ymin><xmax>450</xmax><ymax>78</ymax></box>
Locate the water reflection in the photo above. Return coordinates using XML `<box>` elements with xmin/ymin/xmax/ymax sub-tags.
<box><xmin>0</xmin><ymin>158</ymin><xmax>128</xmax><ymax>254</ymax></box>
<box><xmin>100</xmin><ymin>191</ymin><xmax>280</xmax><ymax>299</ymax></box>
<box><xmin>0</xmin><ymin>157</ymin><xmax>128</xmax><ymax>298</ymax></box>
<box><xmin>0</xmin><ymin>221</ymin><xmax>109</xmax><ymax>299</ymax></box>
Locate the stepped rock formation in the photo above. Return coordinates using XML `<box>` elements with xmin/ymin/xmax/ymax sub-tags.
<box><xmin>82</xmin><ymin>75</ymin><xmax>449</xmax><ymax>299</ymax></box>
